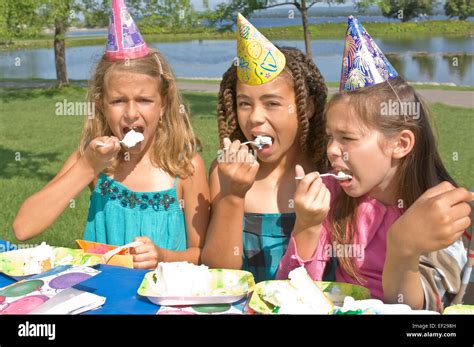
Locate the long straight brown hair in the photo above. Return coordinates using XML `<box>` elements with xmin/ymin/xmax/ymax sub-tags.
<box><xmin>325</xmin><ymin>76</ymin><xmax>457</xmax><ymax>282</ymax></box>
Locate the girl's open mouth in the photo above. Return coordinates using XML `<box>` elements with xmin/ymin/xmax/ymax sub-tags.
<box><xmin>122</xmin><ymin>126</ymin><xmax>144</xmax><ymax>136</ymax></box>
<box><xmin>252</xmin><ymin>134</ymin><xmax>273</xmax><ymax>151</ymax></box>
<box><xmin>121</xmin><ymin>126</ymin><xmax>145</xmax><ymax>148</ymax></box>
<box><xmin>333</xmin><ymin>168</ymin><xmax>353</xmax><ymax>187</ymax></box>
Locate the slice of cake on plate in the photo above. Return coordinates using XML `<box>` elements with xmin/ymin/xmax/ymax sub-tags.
<box><xmin>262</xmin><ymin>266</ymin><xmax>334</xmax><ymax>314</ymax></box>
<box><xmin>21</xmin><ymin>242</ymin><xmax>55</xmax><ymax>275</ymax></box>
<box><xmin>150</xmin><ymin>261</ymin><xmax>212</xmax><ymax>296</ymax></box>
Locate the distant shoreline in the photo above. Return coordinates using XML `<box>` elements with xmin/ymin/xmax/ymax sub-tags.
<box><xmin>2</xmin><ymin>20</ymin><xmax>472</xmax><ymax>51</ymax></box>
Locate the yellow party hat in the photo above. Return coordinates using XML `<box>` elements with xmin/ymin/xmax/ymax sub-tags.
<box><xmin>236</xmin><ymin>13</ymin><xmax>286</xmax><ymax>85</ymax></box>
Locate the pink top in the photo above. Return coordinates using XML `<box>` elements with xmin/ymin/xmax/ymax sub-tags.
<box><xmin>276</xmin><ymin>177</ymin><xmax>404</xmax><ymax>300</ymax></box>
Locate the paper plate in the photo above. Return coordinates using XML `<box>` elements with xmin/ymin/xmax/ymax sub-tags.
<box><xmin>76</xmin><ymin>240</ymin><xmax>134</xmax><ymax>268</ymax></box>
<box><xmin>138</xmin><ymin>269</ymin><xmax>255</xmax><ymax>306</ymax></box>
<box><xmin>249</xmin><ymin>280</ymin><xmax>371</xmax><ymax>314</ymax></box>
<box><xmin>443</xmin><ymin>305</ymin><xmax>474</xmax><ymax>315</ymax></box>
<box><xmin>0</xmin><ymin>247</ymin><xmax>102</xmax><ymax>277</ymax></box>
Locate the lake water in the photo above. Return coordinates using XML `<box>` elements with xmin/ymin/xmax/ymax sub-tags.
<box><xmin>1</xmin><ymin>36</ymin><xmax>473</xmax><ymax>85</ymax></box>
<box><xmin>63</xmin><ymin>15</ymin><xmax>473</xmax><ymax>37</ymax></box>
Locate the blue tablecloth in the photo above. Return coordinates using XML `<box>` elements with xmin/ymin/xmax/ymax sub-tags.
<box><xmin>0</xmin><ymin>273</ymin><xmax>14</xmax><ymax>287</ymax></box>
<box><xmin>0</xmin><ymin>240</ymin><xmax>17</xmax><ymax>252</ymax></box>
<box><xmin>0</xmin><ymin>265</ymin><xmax>160</xmax><ymax>315</ymax></box>
<box><xmin>80</xmin><ymin>265</ymin><xmax>160</xmax><ymax>314</ymax></box>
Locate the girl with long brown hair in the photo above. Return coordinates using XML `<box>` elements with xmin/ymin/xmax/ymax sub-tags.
<box><xmin>277</xmin><ymin>17</ymin><xmax>473</xmax><ymax>312</ymax></box>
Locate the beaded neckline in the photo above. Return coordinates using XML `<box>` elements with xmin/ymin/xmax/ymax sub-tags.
<box><xmin>96</xmin><ymin>173</ymin><xmax>177</xmax><ymax>211</ymax></box>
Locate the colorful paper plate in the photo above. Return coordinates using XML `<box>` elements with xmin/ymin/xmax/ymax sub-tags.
<box><xmin>443</xmin><ymin>305</ymin><xmax>474</xmax><ymax>315</ymax></box>
<box><xmin>249</xmin><ymin>280</ymin><xmax>371</xmax><ymax>314</ymax></box>
<box><xmin>76</xmin><ymin>240</ymin><xmax>134</xmax><ymax>268</ymax></box>
<box><xmin>0</xmin><ymin>247</ymin><xmax>102</xmax><ymax>277</ymax></box>
<box><xmin>138</xmin><ymin>269</ymin><xmax>255</xmax><ymax>306</ymax></box>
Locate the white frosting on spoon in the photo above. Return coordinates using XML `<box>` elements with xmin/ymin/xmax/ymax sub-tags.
<box><xmin>254</xmin><ymin>135</ymin><xmax>272</xmax><ymax>149</ymax></box>
<box><xmin>121</xmin><ymin>129</ymin><xmax>144</xmax><ymax>148</ymax></box>
<box><xmin>336</xmin><ymin>171</ymin><xmax>352</xmax><ymax>180</ymax></box>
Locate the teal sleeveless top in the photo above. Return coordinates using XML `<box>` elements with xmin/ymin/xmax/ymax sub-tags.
<box><xmin>242</xmin><ymin>213</ymin><xmax>295</xmax><ymax>283</ymax></box>
<box><xmin>84</xmin><ymin>173</ymin><xmax>187</xmax><ymax>250</ymax></box>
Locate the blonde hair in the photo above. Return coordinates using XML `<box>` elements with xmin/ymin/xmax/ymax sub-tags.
<box><xmin>80</xmin><ymin>49</ymin><xmax>200</xmax><ymax>178</ymax></box>
<box><xmin>325</xmin><ymin>76</ymin><xmax>457</xmax><ymax>283</ymax></box>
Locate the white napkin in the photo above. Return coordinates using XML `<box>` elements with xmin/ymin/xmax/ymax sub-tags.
<box><xmin>30</xmin><ymin>288</ymin><xmax>106</xmax><ymax>314</ymax></box>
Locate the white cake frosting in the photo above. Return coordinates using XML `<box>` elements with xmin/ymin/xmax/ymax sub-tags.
<box><xmin>339</xmin><ymin>296</ymin><xmax>439</xmax><ymax>314</ymax></box>
<box><xmin>254</xmin><ymin>135</ymin><xmax>272</xmax><ymax>149</ymax></box>
<box><xmin>23</xmin><ymin>242</ymin><xmax>55</xmax><ymax>275</ymax></box>
<box><xmin>262</xmin><ymin>266</ymin><xmax>334</xmax><ymax>314</ymax></box>
<box><xmin>336</xmin><ymin>171</ymin><xmax>352</xmax><ymax>180</ymax></box>
<box><xmin>121</xmin><ymin>129</ymin><xmax>144</xmax><ymax>148</ymax></box>
<box><xmin>151</xmin><ymin>262</ymin><xmax>212</xmax><ymax>296</ymax></box>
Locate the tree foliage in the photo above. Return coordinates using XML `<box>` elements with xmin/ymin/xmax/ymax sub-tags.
<box><xmin>445</xmin><ymin>0</ymin><xmax>474</xmax><ymax>20</ymax></box>
<box><xmin>378</xmin><ymin>0</ymin><xmax>434</xmax><ymax>22</ymax></box>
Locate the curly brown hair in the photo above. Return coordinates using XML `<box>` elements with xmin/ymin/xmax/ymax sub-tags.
<box><xmin>216</xmin><ymin>46</ymin><xmax>329</xmax><ymax>169</ymax></box>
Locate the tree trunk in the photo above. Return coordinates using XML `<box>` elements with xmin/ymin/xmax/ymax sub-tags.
<box><xmin>300</xmin><ymin>0</ymin><xmax>312</xmax><ymax>59</ymax></box>
<box><xmin>54</xmin><ymin>17</ymin><xmax>68</xmax><ymax>87</ymax></box>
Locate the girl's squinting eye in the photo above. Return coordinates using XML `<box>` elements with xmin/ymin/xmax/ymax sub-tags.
<box><xmin>267</xmin><ymin>101</ymin><xmax>281</xmax><ymax>107</ymax></box>
<box><xmin>238</xmin><ymin>101</ymin><xmax>251</xmax><ymax>107</ymax></box>
<box><xmin>111</xmin><ymin>99</ymin><xmax>124</xmax><ymax>104</ymax></box>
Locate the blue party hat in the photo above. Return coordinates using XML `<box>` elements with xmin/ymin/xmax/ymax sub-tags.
<box><xmin>340</xmin><ymin>16</ymin><xmax>398</xmax><ymax>92</ymax></box>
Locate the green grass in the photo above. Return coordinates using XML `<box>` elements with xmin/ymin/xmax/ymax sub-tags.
<box><xmin>177</xmin><ymin>78</ymin><xmax>222</xmax><ymax>85</ymax></box>
<box><xmin>261</xmin><ymin>20</ymin><xmax>474</xmax><ymax>40</ymax></box>
<box><xmin>0</xmin><ymin>87</ymin><xmax>472</xmax><ymax>249</ymax></box>
<box><xmin>324</xmin><ymin>81</ymin><xmax>474</xmax><ymax>91</ymax></box>
<box><xmin>1</xmin><ymin>20</ymin><xmax>472</xmax><ymax>51</ymax></box>
<box><xmin>0</xmin><ymin>32</ymin><xmax>236</xmax><ymax>51</ymax></box>
<box><xmin>429</xmin><ymin>103</ymin><xmax>474</xmax><ymax>188</ymax></box>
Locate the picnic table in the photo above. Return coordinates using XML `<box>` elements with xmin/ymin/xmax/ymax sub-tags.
<box><xmin>0</xmin><ymin>264</ymin><xmax>249</xmax><ymax>315</ymax></box>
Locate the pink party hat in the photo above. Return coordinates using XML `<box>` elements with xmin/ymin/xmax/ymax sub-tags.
<box><xmin>340</xmin><ymin>16</ymin><xmax>398</xmax><ymax>91</ymax></box>
<box><xmin>105</xmin><ymin>0</ymin><xmax>149</xmax><ymax>61</ymax></box>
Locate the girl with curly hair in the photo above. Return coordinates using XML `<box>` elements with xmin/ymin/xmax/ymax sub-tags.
<box><xmin>202</xmin><ymin>14</ymin><xmax>328</xmax><ymax>282</ymax></box>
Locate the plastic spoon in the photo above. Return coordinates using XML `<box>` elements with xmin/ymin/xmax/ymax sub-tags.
<box><xmin>222</xmin><ymin>136</ymin><xmax>272</xmax><ymax>151</ymax></box>
<box><xmin>242</xmin><ymin>136</ymin><xmax>273</xmax><ymax>150</ymax></box>
<box><xmin>295</xmin><ymin>172</ymin><xmax>353</xmax><ymax>181</ymax></box>
<box><xmin>96</xmin><ymin>130</ymin><xmax>144</xmax><ymax>149</ymax></box>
